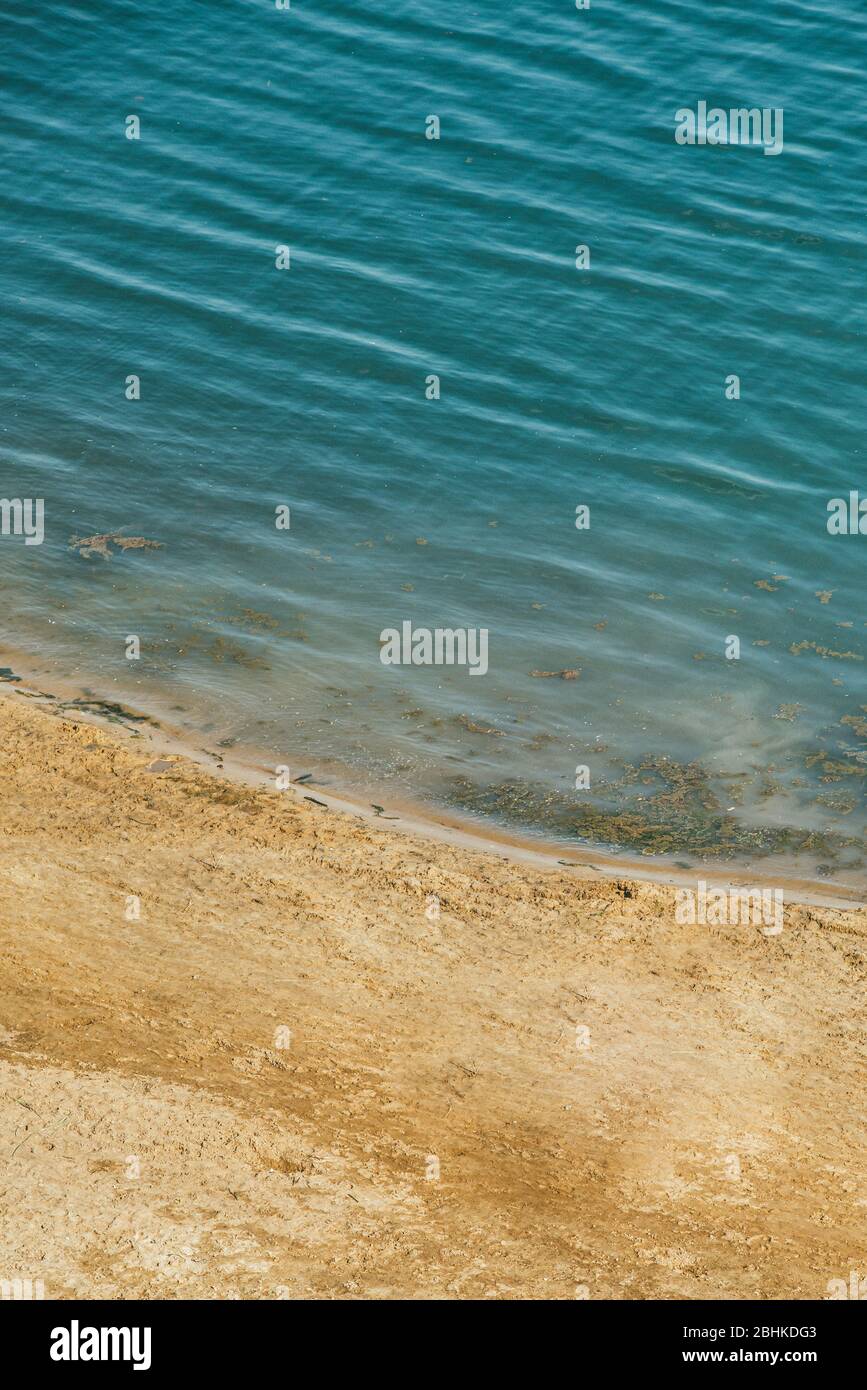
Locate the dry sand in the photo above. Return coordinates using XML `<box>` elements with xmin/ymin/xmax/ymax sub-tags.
<box><xmin>0</xmin><ymin>689</ymin><xmax>864</xmax><ymax>1300</ymax></box>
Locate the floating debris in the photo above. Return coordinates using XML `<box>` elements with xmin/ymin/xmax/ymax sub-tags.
<box><xmin>529</xmin><ymin>669</ymin><xmax>580</xmax><ymax>680</ymax></box>
<box><xmin>69</xmin><ymin>533</ymin><xmax>163</xmax><ymax>561</ymax></box>
<box><xmin>457</xmin><ymin>713</ymin><xmax>505</xmax><ymax>736</ymax></box>
<box><xmin>841</xmin><ymin>713</ymin><xmax>867</xmax><ymax>738</ymax></box>
<box><xmin>790</xmin><ymin>641</ymin><xmax>862</xmax><ymax>662</ymax></box>
<box><xmin>804</xmin><ymin>753</ymin><xmax>866</xmax><ymax>782</ymax></box>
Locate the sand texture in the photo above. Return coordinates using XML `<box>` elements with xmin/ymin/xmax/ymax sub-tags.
<box><xmin>0</xmin><ymin>692</ymin><xmax>864</xmax><ymax>1300</ymax></box>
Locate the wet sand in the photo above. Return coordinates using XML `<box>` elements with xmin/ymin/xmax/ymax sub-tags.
<box><xmin>0</xmin><ymin>688</ymin><xmax>864</xmax><ymax>1299</ymax></box>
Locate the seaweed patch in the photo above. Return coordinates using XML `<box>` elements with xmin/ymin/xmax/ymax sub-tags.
<box><xmin>70</xmin><ymin>533</ymin><xmax>163</xmax><ymax>561</ymax></box>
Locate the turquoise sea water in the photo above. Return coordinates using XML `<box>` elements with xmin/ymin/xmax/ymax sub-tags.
<box><xmin>1</xmin><ymin>1</ymin><xmax>865</xmax><ymax>883</ymax></box>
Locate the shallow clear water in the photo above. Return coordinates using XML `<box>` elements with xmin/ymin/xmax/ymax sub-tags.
<box><xmin>1</xmin><ymin>1</ymin><xmax>865</xmax><ymax>880</ymax></box>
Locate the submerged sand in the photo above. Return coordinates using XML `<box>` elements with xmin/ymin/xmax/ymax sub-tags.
<box><xmin>0</xmin><ymin>690</ymin><xmax>864</xmax><ymax>1300</ymax></box>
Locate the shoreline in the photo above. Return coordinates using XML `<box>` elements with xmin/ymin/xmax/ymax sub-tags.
<box><xmin>0</xmin><ymin>636</ymin><xmax>863</xmax><ymax>910</ymax></box>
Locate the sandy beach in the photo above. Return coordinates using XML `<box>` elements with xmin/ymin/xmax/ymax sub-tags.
<box><xmin>0</xmin><ymin>686</ymin><xmax>864</xmax><ymax>1301</ymax></box>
